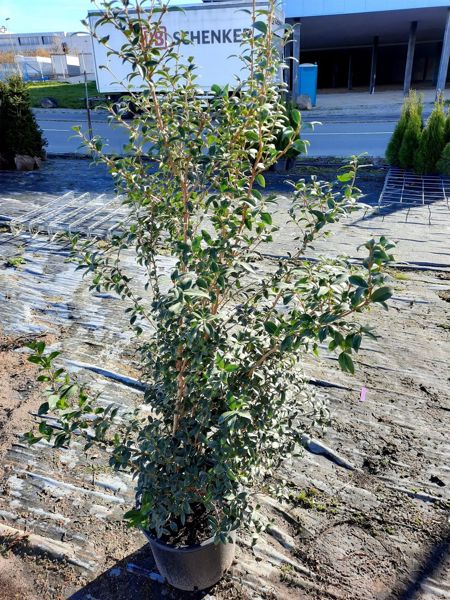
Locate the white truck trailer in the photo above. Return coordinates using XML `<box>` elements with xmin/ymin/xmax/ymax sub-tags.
<box><xmin>88</xmin><ymin>1</ymin><xmax>284</xmax><ymax>96</ymax></box>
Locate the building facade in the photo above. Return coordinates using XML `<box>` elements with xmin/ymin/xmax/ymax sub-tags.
<box><xmin>0</xmin><ymin>31</ymin><xmax>65</xmax><ymax>53</ymax></box>
<box><xmin>284</xmin><ymin>0</ymin><xmax>450</xmax><ymax>93</ymax></box>
<box><xmin>0</xmin><ymin>31</ymin><xmax>95</xmax><ymax>80</ymax></box>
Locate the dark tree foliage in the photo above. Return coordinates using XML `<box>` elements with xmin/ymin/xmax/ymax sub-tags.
<box><xmin>0</xmin><ymin>75</ymin><xmax>46</xmax><ymax>169</ymax></box>
<box><xmin>415</xmin><ymin>98</ymin><xmax>446</xmax><ymax>175</ymax></box>
<box><xmin>444</xmin><ymin>112</ymin><xmax>450</xmax><ymax>145</ymax></box>
<box><xmin>436</xmin><ymin>141</ymin><xmax>450</xmax><ymax>175</ymax></box>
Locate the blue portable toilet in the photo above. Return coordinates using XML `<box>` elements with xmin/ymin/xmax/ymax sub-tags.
<box><xmin>298</xmin><ymin>63</ymin><xmax>318</xmax><ymax>107</ymax></box>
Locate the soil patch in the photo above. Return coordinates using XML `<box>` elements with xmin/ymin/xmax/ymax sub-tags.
<box><xmin>0</xmin><ymin>554</ymin><xmax>36</xmax><ymax>600</ymax></box>
<box><xmin>159</xmin><ymin>503</ymin><xmax>213</xmax><ymax>547</ymax></box>
<box><xmin>438</xmin><ymin>289</ymin><xmax>450</xmax><ymax>302</ymax></box>
<box><xmin>0</xmin><ymin>333</ymin><xmax>49</xmax><ymax>468</ymax></box>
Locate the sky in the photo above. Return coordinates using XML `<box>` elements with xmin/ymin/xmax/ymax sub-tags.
<box><xmin>0</xmin><ymin>0</ymin><xmax>203</xmax><ymax>34</ymax></box>
<box><xmin>0</xmin><ymin>0</ymin><xmax>90</xmax><ymax>33</ymax></box>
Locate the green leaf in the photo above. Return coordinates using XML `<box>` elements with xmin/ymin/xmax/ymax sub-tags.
<box><xmin>352</xmin><ymin>334</ymin><xmax>362</xmax><ymax>352</ymax></box>
<box><xmin>253</xmin><ymin>21</ymin><xmax>268</xmax><ymax>34</ymax></box>
<box><xmin>264</xmin><ymin>321</ymin><xmax>278</xmax><ymax>335</ymax></box>
<box><xmin>338</xmin><ymin>352</ymin><xmax>355</xmax><ymax>374</ymax></box>
<box><xmin>28</xmin><ymin>356</ymin><xmax>43</xmax><ymax>365</ymax></box>
<box><xmin>349</xmin><ymin>275</ymin><xmax>368</xmax><ymax>288</ymax></box>
<box><xmin>280</xmin><ymin>336</ymin><xmax>293</xmax><ymax>351</ymax></box>
<box><xmin>216</xmin><ymin>356</ymin><xmax>225</xmax><ymax>370</ymax></box>
<box><xmin>245</xmin><ymin>130</ymin><xmax>259</xmax><ymax>142</ymax></box>
<box><xmin>201</xmin><ymin>229</ymin><xmax>213</xmax><ymax>245</ymax></box>
<box><xmin>255</xmin><ymin>174</ymin><xmax>266</xmax><ymax>188</ymax></box>
<box><xmin>22</xmin><ymin>431</ymin><xmax>41</xmax><ymax>445</ymax></box>
<box><xmin>38</xmin><ymin>402</ymin><xmax>49</xmax><ymax>416</ymax></box>
<box><xmin>290</xmin><ymin>108</ymin><xmax>301</xmax><ymax>127</ymax></box>
<box><xmin>292</xmin><ymin>139</ymin><xmax>306</xmax><ymax>154</ymax></box>
<box><xmin>337</xmin><ymin>172</ymin><xmax>353</xmax><ymax>183</ymax></box>
<box><xmin>371</xmin><ymin>287</ymin><xmax>393</xmax><ymax>303</ymax></box>
<box><xmin>260</xmin><ymin>212</ymin><xmax>272</xmax><ymax>225</ymax></box>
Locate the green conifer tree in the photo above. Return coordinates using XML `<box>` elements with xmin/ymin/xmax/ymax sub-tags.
<box><xmin>386</xmin><ymin>105</ymin><xmax>409</xmax><ymax>167</ymax></box>
<box><xmin>0</xmin><ymin>75</ymin><xmax>46</xmax><ymax>169</ymax></box>
<box><xmin>414</xmin><ymin>97</ymin><xmax>446</xmax><ymax>175</ymax></box>
<box><xmin>386</xmin><ymin>91</ymin><xmax>422</xmax><ymax>167</ymax></box>
<box><xmin>398</xmin><ymin>103</ymin><xmax>422</xmax><ymax>171</ymax></box>
<box><xmin>443</xmin><ymin>112</ymin><xmax>450</xmax><ymax>145</ymax></box>
<box><xmin>436</xmin><ymin>142</ymin><xmax>450</xmax><ymax>175</ymax></box>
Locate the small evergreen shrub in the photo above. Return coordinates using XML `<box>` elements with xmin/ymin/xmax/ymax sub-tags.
<box><xmin>386</xmin><ymin>91</ymin><xmax>422</xmax><ymax>167</ymax></box>
<box><xmin>436</xmin><ymin>142</ymin><xmax>450</xmax><ymax>175</ymax></box>
<box><xmin>398</xmin><ymin>103</ymin><xmax>422</xmax><ymax>171</ymax></box>
<box><xmin>444</xmin><ymin>112</ymin><xmax>450</xmax><ymax>145</ymax></box>
<box><xmin>0</xmin><ymin>75</ymin><xmax>46</xmax><ymax>169</ymax></box>
<box><xmin>385</xmin><ymin>107</ymin><xmax>408</xmax><ymax>167</ymax></box>
<box><xmin>414</xmin><ymin>98</ymin><xmax>446</xmax><ymax>175</ymax></box>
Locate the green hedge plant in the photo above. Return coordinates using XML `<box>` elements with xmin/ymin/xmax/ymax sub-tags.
<box><xmin>25</xmin><ymin>0</ymin><xmax>395</xmax><ymax>545</ymax></box>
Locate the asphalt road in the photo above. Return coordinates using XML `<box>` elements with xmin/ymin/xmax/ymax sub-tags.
<box><xmin>304</xmin><ymin>120</ymin><xmax>395</xmax><ymax>157</ymax></box>
<box><xmin>36</xmin><ymin>110</ymin><xmax>396</xmax><ymax>158</ymax></box>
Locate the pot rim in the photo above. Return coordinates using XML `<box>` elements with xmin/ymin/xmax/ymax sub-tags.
<box><xmin>142</xmin><ymin>528</ymin><xmax>236</xmax><ymax>553</ymax></box>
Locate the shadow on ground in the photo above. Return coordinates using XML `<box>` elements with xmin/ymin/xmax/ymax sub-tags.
<box><xmin>0</xmin><ymin>159</ymin><xmax>114</xmax><ymax>196</ymax></box>
<box><xmin>67</xmin><ymin>544</ymin><xmax>244</xmax><ymax>600</ymax></box>
<box><xmin>397</xmin><ymin>524</ymin><xmax>450</xmax><ymax>600</ymax></box>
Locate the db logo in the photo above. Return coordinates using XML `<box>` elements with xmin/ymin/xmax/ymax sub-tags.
<box><xmin>142</xmin><ymin>25</ymin><xmax>168</xmax><ymax>49</ymax></box>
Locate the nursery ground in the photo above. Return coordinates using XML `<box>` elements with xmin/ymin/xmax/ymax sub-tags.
<box><xmin>0</xmin><ymin>159</ymin><xmax>449</xmax><ymax>600</ymax></box>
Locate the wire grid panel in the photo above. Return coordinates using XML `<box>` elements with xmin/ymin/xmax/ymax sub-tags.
<box><xmin>9</xmin><ymin>192</ymin><xmax>129</xmax><ymax>239</ymax></box>
<box><xmin>379</xmin><ymin>168</ymin><xmax>450</xmax><ymax>209</ymax></box>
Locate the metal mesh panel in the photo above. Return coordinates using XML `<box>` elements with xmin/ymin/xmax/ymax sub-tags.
<box><xmin>379</xmin><ymin>168</ymin><xmax>450</xmax><ymax>207</ymax></box>
<box><xmin>378</xmin><ymin>168</ymin><xmax>450</xmax><ymax>223</ymax></box>
<box><xmin>8</xmin><ymin>193</ymin><xmax>128</xmax><ymax>239</ymax></box>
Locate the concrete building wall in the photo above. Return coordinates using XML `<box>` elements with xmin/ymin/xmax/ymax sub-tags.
<box><xmin>285</xmin><ymin>1</ymin><xmax>450</xmax><ymax>94</ymax></box>
<box><xmin>285</xmin><ymin>1</ymin><xmax>450</xmax><ymax>18</ymax></box>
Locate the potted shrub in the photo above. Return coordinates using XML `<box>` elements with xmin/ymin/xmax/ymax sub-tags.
<box><xmin>25</xmin><ymin>0</ymin><xmax>395</xmax><ymax>591</ymax></box>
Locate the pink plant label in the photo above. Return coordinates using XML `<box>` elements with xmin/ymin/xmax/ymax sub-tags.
<box><xmin>360</xmin><ymin>387</ymin><xmax>367</xmax><ymax>402</ymax></box>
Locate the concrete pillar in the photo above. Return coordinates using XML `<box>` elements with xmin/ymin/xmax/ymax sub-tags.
<box><xmin>369</xmin><ymin>36</ymin><xmax>379</xmax><ymax>94</ymax></box>
<box><xmin>403</xmin><ymin>21</ymin><xmax>418</xmax><ymax>95</ymax></box>
<box><xmin>348</xmin><ymin>53</ymin><xmax>353</xmax><ymax>90</ymax></box>
<box><xmin>290</xmin><ymin>19</ymin><xmax>301</xmax><ymax>98</ymax></box>
<box><xmin>436</xmin><ymin>8</ymin><xmax>450</xmax><ymax>95</ymax></box>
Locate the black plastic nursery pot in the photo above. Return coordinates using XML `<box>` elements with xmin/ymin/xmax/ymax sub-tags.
<box><xmin>143</xmin><ymin>530</ymin><xmax>236</xmax><ymax>591</ymax></box>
